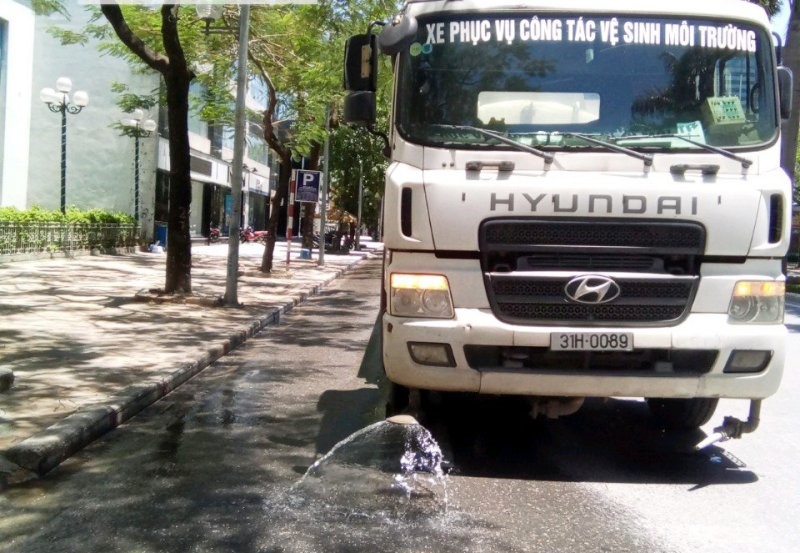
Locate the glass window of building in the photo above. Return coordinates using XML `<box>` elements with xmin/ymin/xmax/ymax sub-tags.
<box><xmin>188</xmin><ymin>81</ymin><xmax>209</xmax><ymax>138</ymax></box>
<box><xmin>0</xmin><ymin>19</ymin><xmax>7</xmax><ymax>183</ymax></box>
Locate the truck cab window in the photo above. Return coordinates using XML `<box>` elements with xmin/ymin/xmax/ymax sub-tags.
<box><xmin>396</xmin><ymin>14</ymin><xmax>777</xmax><ymax>150</ymax></box>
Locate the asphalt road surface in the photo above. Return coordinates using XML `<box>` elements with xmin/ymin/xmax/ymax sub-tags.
<box><xmin>1</xmin><ymin>258</ymin><xmax>798</xmax><ymax>552</ymax></box>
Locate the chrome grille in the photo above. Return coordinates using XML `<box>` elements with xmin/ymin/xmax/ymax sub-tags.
<box><xmin>497</xmin><ymin>301</ymin><xmax>687</xmax><ymax>323</ymax></box>
<box><xmin>488</xmin><ymin>275</ymin><xmax>695</xmax><ymax>325</ymax></box>
<box><xmin>480</xmin><ymin>219</ymin><xmax>705</xmax><ymax>326</ymax></box>
<box><xmin>518</xmin><ymin>254</ymin><xmax>658</xmax><ymax>272</ymax></box>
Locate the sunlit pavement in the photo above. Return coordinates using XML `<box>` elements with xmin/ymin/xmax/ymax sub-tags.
<box><xmin>0</xmin><ymin>237</ymin><xmax>381</xmax><ymax>481</ymax></box>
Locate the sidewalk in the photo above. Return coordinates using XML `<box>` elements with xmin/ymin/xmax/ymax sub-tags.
<box><xmin>0</xmin><ymin>239</ymin><xmax>381</xmax><ymax>487</ymax></box>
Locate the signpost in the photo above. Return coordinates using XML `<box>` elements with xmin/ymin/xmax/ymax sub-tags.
<box><xmin>286</xmin><ymin>169</ymin><xmax>321</xmax><ymax>266</ymax></box>
<box><xmin>286</xmin><ymin>171</ymin><xmax>296</xmax><ymax>266</ymax></box>
<box><xmin>298</xmin><ymin>169</ymin><xmax>321</xmax><ymax>262</ymax></box>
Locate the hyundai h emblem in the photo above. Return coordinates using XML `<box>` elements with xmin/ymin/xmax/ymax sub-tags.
<box><xmin>565</xmin><ymin>276</ymin><xmax>621</xmax><ymax>304</ymax></box>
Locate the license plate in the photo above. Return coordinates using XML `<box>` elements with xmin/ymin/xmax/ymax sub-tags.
<box><xmin>550</xmin><ymin>332</ymin><xmax>633</xmax><ymax>352</ymax></box>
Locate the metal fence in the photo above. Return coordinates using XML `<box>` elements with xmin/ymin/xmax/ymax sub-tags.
<box><xmin>0</xmin><ymin>221</ymin><xmax>138</xmax><ymax>256</ymax></box>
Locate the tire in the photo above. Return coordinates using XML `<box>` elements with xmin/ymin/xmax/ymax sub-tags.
<box><xmin>384</xmin><ymin>380</ymin><xmax>410</xmax><ymax>418</ymax></box>
<box><xmin>646</xmin><ymin>397</ymin><xmax>719</xmax><ymax>430</ymax></box>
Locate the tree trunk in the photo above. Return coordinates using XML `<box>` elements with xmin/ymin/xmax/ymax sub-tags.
<box><xmin>300</xmin><ymin>203</ymin><xmax>317</xmax><ymax>248</ymax></box>
<box><xmin>261</xmin><ymin>152</ymin><xmax>291</xmax><ymax>272</ymax></box>
<box><xmin>100</xmin><ymin>4</ymin><xmax>194</xmax><ymax>294</ymax></box>
<box><xmin>164</xmin><ymin>71</ymin><xmax>193</xmax><ymax>293</ymax></box>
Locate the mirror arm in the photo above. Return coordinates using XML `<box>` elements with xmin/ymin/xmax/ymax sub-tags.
<box><xmin>368</xmin><ymin>20</ymin><xmax>386</xmax><ymax>35</ymax></box>
<box><xmin>773</xmin><ymin>32</ymin><xmax>783</xmax><ymax>65</ymax></box>
<box><xmin>367</xmin><ymin>126</ymin><xmax>392</xmax><ymax>158</ymax></box>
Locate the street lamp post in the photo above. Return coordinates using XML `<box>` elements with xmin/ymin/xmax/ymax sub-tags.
<box><xmin>319</xmin><ymin>105</ymin><xmax>331</xmax><ymax>266</ymax></box>
<box><xmin>121</xmin><ymin>109</ymin><xmax>157</xmax><ymax>223</ymax></box>
<box><xmin>40</xmin><ymin>77</ymin><xmax>88</xmax><ymax>214</ymax></box>
<box><xmin>196</xmin><ymin>3</ymin><xmax>250</xmax><ymax>306</ymax></box>
<box><xmin>356</xmin><ymin>160</ymin><xmax>364</xmax><ymax>251</ymax></box>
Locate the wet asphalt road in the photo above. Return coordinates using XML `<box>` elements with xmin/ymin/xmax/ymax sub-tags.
<box><xmin>1</xmin><ymin>258</ymin><xmax>799</xmax><ymax>552</ymax></box>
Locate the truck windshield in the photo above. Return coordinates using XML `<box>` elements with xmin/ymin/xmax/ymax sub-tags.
<box><xmin>396</xmin><ymin>14</ymin><xmax>778</xmax><ymax>152</ymax></box>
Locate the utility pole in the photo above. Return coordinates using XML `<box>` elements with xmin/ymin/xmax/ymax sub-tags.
<box><xmin>319</xmin><ymin>106</ymin><xmax>331</xmax><ymax>266</ymax></box>
<box><xmin>356</xmin><ymin>160</ymin><xmax>364</xmax><ymax>251</ymax></box>
<box><xmin>224</xmin><ymin>4</ymin><xmax>250</xmax><ymax>307</ymax></box>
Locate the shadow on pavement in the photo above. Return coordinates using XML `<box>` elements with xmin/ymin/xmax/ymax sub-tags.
<box><xmin>421</xmin><ymin>394</ymin><xmax>757</xmax><ymax>489</ymax></box>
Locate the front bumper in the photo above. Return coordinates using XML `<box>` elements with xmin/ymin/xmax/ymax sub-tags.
<box><xmin>382</xmin><ymin>309</ymin><xmax>786</xmax><ymax>399</ymax></box>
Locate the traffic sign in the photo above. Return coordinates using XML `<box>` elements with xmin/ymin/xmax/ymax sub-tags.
<box><xmin>296</xmin><ymin>170</ymin><xmax>321</xmax><ymax>203</ymax></box>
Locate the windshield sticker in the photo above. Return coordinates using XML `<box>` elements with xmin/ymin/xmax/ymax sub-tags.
<box><xmin>676</xmin><ymin>121</ymin><xmax>706</xmax><ymax>143</ymax></box>
<box><xmin>422</xmin><ymin>18</ymin><xmax>757</xmax><ymax>52</ymax></box>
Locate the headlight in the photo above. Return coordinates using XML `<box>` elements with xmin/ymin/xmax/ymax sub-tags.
<box><xmin>390</xmin><ymin>273</ymin><xmax>454</xmax><ymax>318</ymax></box>
<box><xmin>728</xmin><ymin>281</ymin><xmax>784</xmax><ymax>324</ymax></box>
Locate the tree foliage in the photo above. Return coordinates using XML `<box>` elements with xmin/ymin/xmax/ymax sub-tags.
<box><xmin>50</xmin><ymin>0</ymin><xmax>397</xmax><ymax>277</ymax></box>
<box><xmin>779</xmin><ymin>0</ymin><xmax>800</xmax><ymax>187</ymax></box>
<box><xmin>328</xmin><ymin>126</ymin><xmax>388</xmax><ymax>237</ymax></box>
<box><xmin>749</xmin><ymin>0</ymin><xmax>782</xmax><ymax>16</ymax></box>
<box><xmin>31</xmin><ymin>0</ymin><xmax>69</xmax><ymax>18</ymax></box>
<box><xmin>234</xmin><ymin>0</ymin><xmax>396</xmax><ymax>270</ymax></box>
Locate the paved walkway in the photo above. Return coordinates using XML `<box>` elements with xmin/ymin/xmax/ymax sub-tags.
<box><xmin>0</xmin><ymin>240</ymin><xmax>380</xmax><ymax>485</ymax></box>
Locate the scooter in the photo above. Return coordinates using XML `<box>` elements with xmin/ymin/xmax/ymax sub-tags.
<box><xmin>209</xmin><ymin>225</ymin><xmax>221</xmax><ymax>243</ymax></box>
<box><xmin>240</xmin><ymin>226</ymin><xmax>270</xmax><ymax>243</ymax></box>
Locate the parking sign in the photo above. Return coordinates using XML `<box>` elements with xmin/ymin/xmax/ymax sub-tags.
<box><xmin>295</xmin><ymin>170</ymin><xmax>321</xmax><ymax>203</ymax></box>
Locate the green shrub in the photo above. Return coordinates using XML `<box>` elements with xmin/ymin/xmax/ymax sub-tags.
<box><xmin>0</xmin><ymin>206</ymin><xmax>65</xmax><ymax>222</ymax></box>
<box><xmin>0</xmin><ymin>207</ymin><xmax>137</xmax><ymax>254</ymax></box>
<box><xmin>0</xmin><ymin>206</ymin><xmax>135</xmax><ymax>225</ymax></box>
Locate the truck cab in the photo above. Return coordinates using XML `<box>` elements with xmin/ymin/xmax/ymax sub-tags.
<box><xmin>344</xmin><ymin>0</ymin><xmax>793</xmax><ymax>440</ymax></box>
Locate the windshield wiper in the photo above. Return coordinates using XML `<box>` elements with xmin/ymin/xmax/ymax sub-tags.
<box><xmin>445</xmin><ymin>125</ymin><xmax>555</xmax><ymax>165</ymax></box>
<box><xmin>615</xmin><ymin>134</ymin><xmax>752</xmax><ymax>170</ymax></box>
<box><xmin>562</xmin><ymin>132</ymin><xmax>653</xmax><ymax>168</ymax></box>
<box><xmin>511</xmin><ymin>131</ymin><xmax>653</xmax><ymax>170</ymax></box>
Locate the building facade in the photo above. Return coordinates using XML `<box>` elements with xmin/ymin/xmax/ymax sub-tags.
<box><xmin>0</xmin><ymin>0</ymin><xmax>34</xmax><ymax>209</ymax></box>
<box><xmin>0</xmin><ymin>0</ymin><xmax>272</xmax><ymax>242</ymax></box>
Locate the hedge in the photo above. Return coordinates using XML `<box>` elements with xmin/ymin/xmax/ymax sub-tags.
<box><xmin>0</xmin><ymin>206</ymin><xmax>136</xmax><ymax>225</ymax></box>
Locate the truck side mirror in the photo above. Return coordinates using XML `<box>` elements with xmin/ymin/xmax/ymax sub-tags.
<box><xmin>344</xmin><ymin>34</ymin><xmax>378</xmax><ymax>92</ymax></box>
<box><xmin>343</xmin><ymin>33</ymin><xmax>378</xmax><ymax>127</ymax></box>
<box><xmin>377</xmin><ymin>13</ymin><xmax>418</xmax><ymax>55</ymax></box>
<box><xmin>343</xmin><ymin>91</ymin><xmax>377</xmax><ymax>127</ymax></box>
<box><xmin>778</xmin><ymin>66</ymin><xmax>793</xmax><ymax>120</ymax></box>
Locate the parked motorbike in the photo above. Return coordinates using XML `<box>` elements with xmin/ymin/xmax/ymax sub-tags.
<box><xmin>240</xmin><ymin>226</ymin><xmax>270</xmax><ymax>243</ymax></box>
<box><xmin>209</xmin><ymin>225</ymin><xmax>221</xmax><ymax>243</ymax></box>
<box><xmin>313</xmin><ymin>231</ymin><xmax>351</xmax><ymax>252</ymax></box>
<box><xmin>311</xmin><ymin>232</ymin><xmax>333</xmax><ymax>249</ymax></box>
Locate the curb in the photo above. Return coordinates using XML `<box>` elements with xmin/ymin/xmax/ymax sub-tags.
<box><xmin>1</xmin><ymin>253</ymin><xmax>372</xmax><ymax>487</ymax></box>
<box><xmin>0</xmin><ymin>367</ymin><xmax>13</xmax><ymax>393</ymax></box>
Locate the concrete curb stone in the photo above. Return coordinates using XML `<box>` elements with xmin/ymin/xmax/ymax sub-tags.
<box><xmin>0</xmin><ymin>368</ymin><xmax>13</xmax><ymax>393</ymax></box>
<box><xmin>1</xmin><ymin>252</ymin><xmax>370</xmax><ymax>485</ymax></box>
<box><xmin>0</xmin><ymin>456</ymin><xmax>36</xmax><ymax>491</ymax></box>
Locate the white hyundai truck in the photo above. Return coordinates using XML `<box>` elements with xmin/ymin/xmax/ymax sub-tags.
<box><xmin>343</xmin><ymin>0</ymin><xmax>793</xmax><ymax>444</ymax></box>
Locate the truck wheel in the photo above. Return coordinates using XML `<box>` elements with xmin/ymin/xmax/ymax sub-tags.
<box><xmin>385</xmin><ymin>380</ymin><xmax>410</xmax><ymax>417</ymax></box>
<box><xmin>646</xmin><ymin>398</ymin><xmax>719</xmax><ymax>429</ymax></box>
